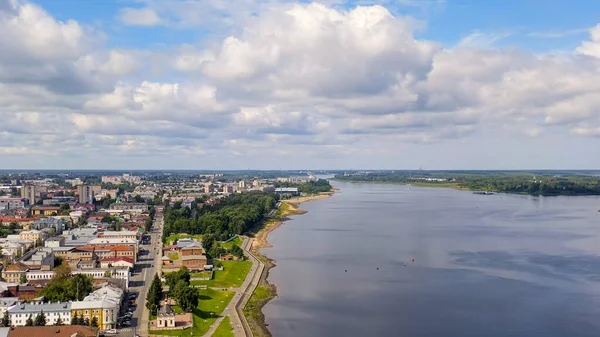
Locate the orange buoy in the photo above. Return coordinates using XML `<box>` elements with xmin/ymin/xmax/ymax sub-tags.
<box><xmin>403</xmin><ymin>262</ymin><xmax>407</xmax><ymax>267</ymax></box>
<box><xmin>412</xmin><ymin>258</ymin><xmax>415</xmax><ymax>262</ymax></box>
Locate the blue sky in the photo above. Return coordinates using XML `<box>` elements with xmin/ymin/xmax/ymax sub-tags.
<box><xmin>1</xmin><ymin>0</ymin><xmax>600</xmax><ymax>169</ymax></box>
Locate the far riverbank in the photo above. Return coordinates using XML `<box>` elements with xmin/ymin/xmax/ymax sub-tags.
<box><xmin>244</xmin><ymin>190</ymin><xmax>335</xmax><ymax>337</ymax></box>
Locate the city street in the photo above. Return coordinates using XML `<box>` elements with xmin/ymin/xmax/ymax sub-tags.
<box><xmin>117</xmin><ymin>215</ymin><xmax>163</xmax><ymax>337</ymax></box>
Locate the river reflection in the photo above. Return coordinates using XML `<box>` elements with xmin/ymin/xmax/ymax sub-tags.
<box><xmin>262</xmin><ymin>182</ymin><xmax>600</xmax><ymax>337</ymax></box>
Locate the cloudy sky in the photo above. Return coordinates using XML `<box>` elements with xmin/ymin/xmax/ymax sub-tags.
<box><xmin>1</xmin><ymin>0</ymin><xmax>600</xmax><ymax>170</ymax></box>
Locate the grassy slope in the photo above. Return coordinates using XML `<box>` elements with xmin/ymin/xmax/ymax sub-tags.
<box><xmin>149</xmin><ymin>288</ymin><xmax>234</xmax><ymax>336</ymax></box>
<box><xmin>220</xmin><ymin>236</ymin><xmax>242</xmax><ymax>250</ymax></box>
<box><xmin>212</xmin><ymin>316</ymin><xmax>234</xmax><ymax>337</ymax></box>
<box><xmin>191</xmin><ymin>260</ymin><xmax>252</xmax><ymax>288</ymax></box>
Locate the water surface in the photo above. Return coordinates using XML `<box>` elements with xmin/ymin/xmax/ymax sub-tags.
<box><xmin>262</xmin><ymin>182</ymin><xmax>600</xmax><ymax>337</ymax></box>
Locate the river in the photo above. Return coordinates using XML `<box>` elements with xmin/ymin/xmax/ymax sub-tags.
<box><xmin>262</xmin><ymin>181</ymin><xmax>600</xmax><ymax>337</ymax></box>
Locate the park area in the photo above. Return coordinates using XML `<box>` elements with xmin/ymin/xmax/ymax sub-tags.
<box><xmin>149</xmin><ymin>288</ymin><xmax>235</xmax><ymax>336</ymax></box>
<box><xmin>191</xmin><ymin>260</ymin><xmax>252</xmax><ymax>288</ymax></box>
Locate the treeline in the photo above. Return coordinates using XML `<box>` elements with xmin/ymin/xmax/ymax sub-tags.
<box><xmin>334</xmin><ymin>172</ymin><xmax>600</xmax><ymax>196</ymax></box>
<box><xmin>276</xmin><ymin>179</ymin><xmax>332</xmax><ymax>194</ymax></box>
<box><xmin>163</xmin><ymin>192</ymin><xmax>279</xmax><ymax>240</ymax></box>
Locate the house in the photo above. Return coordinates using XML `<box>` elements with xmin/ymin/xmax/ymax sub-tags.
<box><xmin>180</xmin><ymin>242</ymin><xmax>207</xmax><ymax>271</ymax></box>
<box><xmin>29</xmin><ymin>218</ymin><xmax>64</xmax><ymax>235</ymax></box>
<box><xmin>73</xmin><ymin>245</ymin><xmax>136</xmax><ymax>262</ymax></box>
<box><xmin>20</xmin><ymin>249</ymin><xmax>55</xmax><ymax>270</ymax></box>
<box><xmin>1</xmin><ymin>263</ymin><xmax>29</xmax><ymax>283</ymax></box>
<box><xmin>5</xmin><ymin>325</ymin><xmax>98</xmax><ymax>337</ymax></box>
<box><xmin>87</xmin><ymin>238</ymin><xmax>137</xmax><ymax>251</ymax></box>
<box><xmin>30</xmin><ymin>206</ymin><xmax>61</xmax><ymax>216</ymax></box>
<box><xmin>97</xmin><ymin>231</ymin><xmax>139</xmax><ymax>241</ymax></box>
<box><xmin>156</xmin><ymin>304</ymin><xmax>176</xmax><ymax>328</ymax></box>
<box><xmin>161</xmin><ymin>256</ymin><xmax>173</xmax><ymax>266</ymax></box>
<box><xmin>108</xmin><ymin>203</ymin><xmax>148</xmax><ymax>212</ymax></box>
<box><xmin>0</xmin><ymin>242</ymin><xmax>25</xmax><ymax>259</ymax></box>
<box><xmin>18</xmin><ymin>230</ymin><xmax>48</xmax><ymax>246</ymax></box>
<box><xmin>5</xmin><ymin>285</ymin><xmax>44</xmax><ymax>301</ymax></box>
<box><xmin>0</xmin><ymin>297</ymin><xmax>19</xmax><ymax>317</ymax></box>
<box><xmin>100</xmin><ymin>257</ymin><xmax>134</xmax><ymax>269</ymax></box>
<box><xmin>0</xmin><ymin>198</ymin><xmax>28</xmax><ymax>210</ymax></box>
<box><xmin>71</xmin><ymin>297</ymin><xmax>119</xmax><ymax>330</ymax></box>
<box><xmin>0</xmin><ymin>218</ymin><xmax>36</xmax><ymax>227</ymax></box>
<box><xmin>7</xmin><ymin>302</ymin><xmax>72</xmax><ymax>326</ymax></box>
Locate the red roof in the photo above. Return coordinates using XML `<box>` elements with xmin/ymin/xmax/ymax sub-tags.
<box><xmin>0</xmin><ymin>217</ymin><xmax>38</xmax><ymax>222</ymax></box>
<box><xmin>101</xmin><ymin>257</ymin><xmax>134</xmax><ymax>264</ymax></box>
<box><xmin>76</xmin><ymin>245</ymin><xmax>134</xmax><ymax>252</ymax></box>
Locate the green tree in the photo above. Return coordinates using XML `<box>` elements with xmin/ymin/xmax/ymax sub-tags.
<box><xmin>55</xmin><ymin>316</ymin><xmax>63</xmax><ymax>326</ymax></box>
<box><xmin>25</xmin><ymin>314</ymin><xmax>33</xmax><ymax>326</ymax></box>
<box><xmin>34</xmin><ymin>310</ymin><xmax>47</xmax><ymax>326</ymax></box>
<box><xmin>171</xmin><ymin>280</ymin><xmax>188</xmax><ymax>301</ymax></box>
<box><xmin>19</xmin><ymin>273</ymin><xmax>27</xmax><ymax>284</ymax></box>
<box><xmin>91</xmin><ymin>316</ymin><xmax>98</xmax><ymax>328</ymax></box>
<box><xmin>72</xmin><ymin>313</ymin><xmax>80</xmax><ymax>325</ymax></box>
<box><xmin>230</xmin><ymin>244</ymin><xmax>243</xmax><ymax>258</ymax></box>
<box><xmin>178</xmin><ymin>287</ymin><xmax>199</xmax><ymax>312</ymax></box>
<box><xmin>2</xmin><ymin>310</ymin><xmax>10</xmax><ymax>327</ymax></box>
<box><xmin>83</xmin><ymin>318</ymin><xmax>89</xmax><ymax>326</ymax></box>
<box><xmin>146</xmin><ymin>273</ymin><xmax>162</xmax><ymax>315</ymax></box>
<box><xmin>104</xmin><ymin>270</ymin><xmax>112</xmax><ymax>278</ymax></box>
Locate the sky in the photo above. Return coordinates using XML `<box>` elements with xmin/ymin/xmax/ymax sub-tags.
<box><xmin>1</xmin><ymin>0</ymin><xmax>600</xmax><ymax>170</ymax></box>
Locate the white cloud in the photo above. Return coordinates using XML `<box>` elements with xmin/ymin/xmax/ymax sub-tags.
<box><xmin>4</xmin><ymin>1</ymin><xmax>600</xmax><ymax>169</ymax></box>
<box><xmin>119</xmin><ymin>7</ymin><xmax>162</xmax><ymax>26</ymax></box>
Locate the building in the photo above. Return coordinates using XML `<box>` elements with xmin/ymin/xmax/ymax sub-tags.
<box><xmin>0</xmin><ymin>297</ymin><xmax>19</xmax><ymax>318</ymax></box>
<box><xmin>23</xmin><ymin>267</ymin><xmax>130</xmax><ymax>286</ymax></box>
<box><xmin>7</xmin><ymin>302</ymin><xmax>72</xmax><ymax>326</ymax></box>
<box><xmin>75</xmin><ymin>285</ymin><xmax>122</xmax><ymax>330</ymax></box>
<box><xmin>98</xmin><ymin>231</ymin><xmax>139</xmax><ymax>241</ymax></box>
<box><xmin>59</xmin><ymin>245</ymin><xmax>135</xmax><ymax>263</ymax></box>
<box><xmin>87</xmin><ymin>238</ymin><xmax>137</xmax><ymax>255</ymax></box>
<box><xmin>238</xmin><ymin>180</ymin><xmax>246</xmax><ymax>189</ymax></box>
<box><xmin>20</xmin><ymin>249</ymin><xmax>55</xmax><ymax>270</ymax></box>
<box><xmin>5</xmin><ymin>325</ymin><xmax>97</xmax><ymax>337</ymax></box>
<box><xmin>274</xmin><ymin>187</ymin><xmax>300</xmax><ymax>196</ymax></box>
<box><xmin>29</xmin><ymin>218</ymin><xmax>64</xmax><ymax>235</ymax></box>
<box><xmin>0</xmin><ymin>242</ymin><xmax>25</xmax><ymax>260</ymax></box>
<box><xmin>20</xmin><ymin>186</ymin><xmax>48</xmax><ymax>204</ymax></box>
<box><xmin>19</xmin><ymin>230</ymin><xmax>48</xmax><ymax>246</ymax></box>
<box><xmin>179</xmin><ymin>242</ymin><xmax>207</xmax><ymax>271</ymax></box>
<box><xmin>156</xmin><ymin>304</ymin><xmax>176</xmax><ymax>328</ymax></box>
<box><xmin>1</xmin><ymin>263</ymin><xmax>29</xmax><ymax>283</ymax></box>
<box><xmin>100</xmin><ymin>257</ymin><xmax>134</xmax><ymax>269</ymax></box>
<box><xmin>76</xmin><ymin>185</ymin><xmax>101</xmax><ymax>204</ymax></box>
<box><xmin>108</xmin><ymin>203</ymin><xmax>148</xmax><ymax>212</ymax></box>
<box><xmin>222</xmin><ymin>185</ymin><xmax>234</xmax><ymax>194</ymax></box>
<box><xmin>30</xmin><ymin>206</ymin><xmax>61</xmax><ymax>216</ymax></box>
<box><xmin>0</xmin><ymin>198</ymin><xmax>28</xmax><ymax>210</ymax></box>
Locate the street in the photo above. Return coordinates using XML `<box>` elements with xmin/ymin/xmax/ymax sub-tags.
<box><xmin>117</xmin><ymin>215</ymin><xmax>163</xmax><ymax>337</ymax></box>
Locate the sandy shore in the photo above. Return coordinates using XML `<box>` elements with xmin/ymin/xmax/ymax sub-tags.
<box><xmin>252</xmin><ymin>191</ymin><xmax>335</xmax><ymax>250</ymax></box>
<box><xmin>245</xmin><ymin>190</ymin><xmax>335</xmax><ymax>336</ymax></box>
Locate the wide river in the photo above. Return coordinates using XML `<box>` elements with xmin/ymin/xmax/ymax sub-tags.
<box><xmin>262</xmin><ymin>181</ymin><xmax>600</xmax><ymax>337</ymax></box>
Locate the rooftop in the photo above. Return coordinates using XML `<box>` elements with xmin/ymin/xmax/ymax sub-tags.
<box><xmin>5</xmin><ymin>326</ymin><xmax>97</xmax><ymax>337</ymax></box>
<box><xmin>8</xmin><ymin>302</ymin><xmax>70</xmax><ymax>314</ymax></box>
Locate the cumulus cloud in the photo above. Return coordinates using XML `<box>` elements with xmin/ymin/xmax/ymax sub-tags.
<box><xmin>3</xmin><ymin>1</ymin><xmax>600</xmax><ymax>168</ymax></box>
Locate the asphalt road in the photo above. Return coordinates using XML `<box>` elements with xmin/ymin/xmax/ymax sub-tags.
<box><xmin>117</xmin><ymin>215</ymin><xmax>163</xmax><ymax>337</ymax></box>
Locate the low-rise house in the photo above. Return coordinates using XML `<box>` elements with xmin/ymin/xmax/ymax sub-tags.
<box><xmin>156</xmin><ymin>304</ymin><xmax>176</xmax><ymax>328</ymax></box>
<box><xmin>28</xmin><ymin>218</ymin><xmax>64</xmax><ymax>235</ymax></box>
<box><xmin>30</xmin><ymin>206</ymin><xmax>61</xmax><ymax>216</ymax></box>
<box><xmin>0</xmin><ymin>198</ymin><xmax>28</xmax><ymax>210</ymax></box>
<box><xmin>100</xmin><ymin>257</ymin><xmax>134</xmax><ymax>269</ymax></box>
<box><xmin>180</xmin><ymin>242</ymin><xmax>207</xmax><ymax>271</ymax></box>
<box><xmin>44</xmin><ymin>236</ymin><xmax>65</xmax><ymax>248</ymax></box>
<box><xmin>1</xmin><ymin>263</ymin><xmax>29</xmax><ymax>283</ymax></box>
<box><xmin>18</xmin><ymin>230</ymin><xmax>48</xmax><ymax>246</ymax></box>
<box><xmin>98</xmin><ymin>230</ymin><xmax>139</xmax><ymax>241</ymax></box>
<box><xmin>73</xmin><ymin>245</ymin><xmax>135</xmax><ymax>262</ymax></box>
<box><xmin>109</xmin><ymin>203</ymin><xmax>148</xmax><ymax>212</ymax></box>
<box><xmin>0</xmin><ymin>242</ymin><xmax>25</xmax><ymax>259</ymax></box>
<box><xmin>20</xmin><ymin>249</ymin><xmax>54</xmax><ymax>270</ymax></box>
<box><xmin>0</xmin><ymin>297</ymin><xmax>19</xmax><ymax>317</ymax></box>
<box><xmin>7</xmin><ymin>302</ymin><xmax>72</xmax><ymax>326</ymax></box>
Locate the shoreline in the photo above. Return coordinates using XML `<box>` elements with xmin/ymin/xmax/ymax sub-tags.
<box><xmin>244</xmin><ymin>190</ymin><xmax>335</xmax><ymax>336</ymax></box>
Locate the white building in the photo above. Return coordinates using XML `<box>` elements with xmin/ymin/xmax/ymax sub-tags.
<box><xmin>8</xmin><ymin>302</ymin><xmax>72</xmax><ymax>326</ymax></box>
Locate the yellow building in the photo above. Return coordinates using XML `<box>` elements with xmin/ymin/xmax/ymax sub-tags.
<box><xmin>19</xmin><ymin>229</ymin><xmax>48</xmax><ymax>246</ymax></box>
<box><xmin>71</xmin><ymin>286</ymin><xmax>122</xmax><ymax>330</ymax></box>
<box><xmin>31</xmin><ymin>206</ymin><xmax>61</xmax><ymax>216</ymax></box>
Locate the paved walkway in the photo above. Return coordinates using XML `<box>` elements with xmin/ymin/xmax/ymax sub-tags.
<box><xmin>201</xmin><ymin>237</ymin><xmax>265</xmax><ymax>337</ymax></box>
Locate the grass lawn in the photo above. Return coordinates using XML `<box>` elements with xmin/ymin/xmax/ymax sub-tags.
<box><xmin>212</xmin><ymin>317</ymin><xmax>234</xmax><ymax>337</ymax></box>
<box><xmin>243</xmin><ymin>285</ymin><xmax>274</xmax><ymax>336</ymax></box>
<box><xmin>191</xmin><ymin>271</ymin><xmax>213</xmax><ymax>279</ymax></box>
<box><xmin>169</xmin><ymin>252</ymin><xmax>179</xmax><ymax>260</ymax></box>
<box><xmin>149</xmin><ymin>288</ymin><xmax>234</xmax><ymax>337</ymax></box>
<box><xmin>220</xmin><ymin>236</ymin><xmax>242</xmax><ymax>250</ymax></box>
<box><xmin>191</xmin><ymin>260</ymin><xmax>252</xmax><ymax>288</ymax></box>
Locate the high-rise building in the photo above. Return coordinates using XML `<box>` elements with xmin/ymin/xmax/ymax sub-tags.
<box><xmin>77</xmin><ymin>185</ymin><xmax>100</xmax><ymax>204</ymax></box>
<box><xmin>20</xmin><ymin>185</ymin><xmax>48</xmax><ymax>204</ymax></box>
